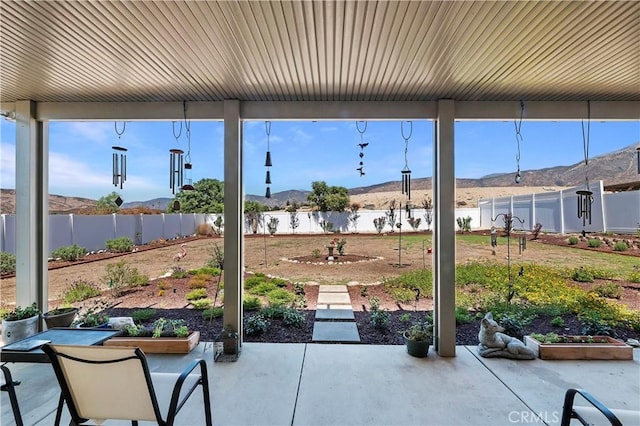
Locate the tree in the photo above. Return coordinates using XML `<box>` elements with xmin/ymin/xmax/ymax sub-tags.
<box><xmin>244</xmin><ymin>200</ymin><xmax>269</xmax><ymax>234</ymax></box>
<box><xmin>348</xmin><ymin>202</ymin><xmax>361</xmax><ymax>233</ymax></box>
<box><xmin>168</xmin><ymin>178</ymin><xmax>224</xmax><ymax>213</ymax></box>
<box><xmin>287</xmin><ymin>202</ymin><xmax>300</xmax><ymax>234</ymax></box>
<box><xmin>422</xmin><ymin>197</ymin><xmax>433</xmax><ymax>231</ymax></box>
<box><xmin>307</xmin><ymin>181</ymin><xmax>349</xmax><ymax>212</ymax></box>
<box><xmin>96</xmin><ymin>191</ymin><xmax>121</xmax><ymax>214</ymax></box>
<box><xmin>385</xmin><ymin>199</ymin><xmax>398</xmax><ymax>232</ymax></box>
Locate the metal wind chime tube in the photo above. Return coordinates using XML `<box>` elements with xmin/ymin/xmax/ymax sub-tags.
<box><xmin>576</xmin><ymin>101</ymin><xmax>593</xmax><ymax>227</ymax></box>
<box><xmin>636</xmin><ymin>146</ymin><xmax>640</xmax><ymax>174</ymax></box>
<box><xmin>265</xmin><ymin>121</ymin><xmax>272</xmax><ymax>198</ymax></box>
<box><xmin>112</xmin><ymin>121</ymin><xmax>127</xmax><ymax>189</ymax></box>
<box><xmin>400</xmin><ymin>121</ymin><xmax>412</xmax><ymax>200</ymax></box>
<box><xmin>170</xmin><ymin>148</ymin><xmax>184</xmax><ymax>194</ymax></box>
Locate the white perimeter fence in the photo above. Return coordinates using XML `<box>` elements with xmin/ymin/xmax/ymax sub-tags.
<box><xmin>1</xmin><ymin>181</ymin><xmax>637</xmax><ymax>256</ymax></box>
<box><xmin>478</xmin><ymin>181</ymin><xmax>640</xmax><ymax>235</ymax></box>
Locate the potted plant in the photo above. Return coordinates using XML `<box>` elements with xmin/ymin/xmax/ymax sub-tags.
<box><xmin>43</xmin><ymin>305</ymin><xmax>79</xmax><ymax>329</ymax></box>
<box><xmin>402</xmin><ymin>316</ymin><xmax>433</xmax><ymax>358</ymax></box>
<box><xmin>1</xmin><ymin>303</ymin><xmax>41</xmax><ymax>344</ymax></box>
<box><xmin>74</xmin><ymin>302</ymin><xmax>110</xmax><ymax>328</ymax></box>
<box><xmin>524</xmin><ymin>333</ymin><xmax>633</xmax><ymax>360</ymax></box>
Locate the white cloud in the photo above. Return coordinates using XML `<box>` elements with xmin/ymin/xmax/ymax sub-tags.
<box><xmin>64</xmin><ymin>122</ymin><xmax>113</xmax><ymax>145</ymax></box>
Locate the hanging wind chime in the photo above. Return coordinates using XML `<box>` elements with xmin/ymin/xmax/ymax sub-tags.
<box><xmin>514</xmin><ymin>101</ymin><xmax>524</xmax><ymax>184</ymax></box>
<box><xmin>636</xmin><ymin>145</ymin><xmax>640</xmax><ymax>174</ymax></box>
<box><xmin>264</xmin><ymin>121</ymin><xmax>273</xmax><ymax>199</ymax></box>
<box><xmin>356</xmin><ymin>121</ymin><xmax>368</xmax><ymax>176</ymax></box>
<box><xmin>112</xmin><ymin>122</ymin><xmax>127</xmax><ymax>190</ymax></box>
<box><xmin>182</xmin><ymin>102</ymin><xmax>194</xmax><ymax>191</ymax></box>
<box><xmin>576</xmin><ymin>101</ymin><xmax>594</xmax><ymax>229</ymax></box>
<box><xmin>400</xmin><ymin>121</ymin><xmax>413</xmax><ymax>200</ymax></box>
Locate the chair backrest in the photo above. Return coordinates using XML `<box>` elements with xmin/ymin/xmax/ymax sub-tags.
<box><xmin>42</xmin><ymin>344</ymin><xmax>163</xmax><ymax>423</ymax></box>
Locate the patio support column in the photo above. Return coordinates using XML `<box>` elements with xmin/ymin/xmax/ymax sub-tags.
<box><xmin>14</xmin><ymin>100</ymin><xmax>48</xmax><ymax>315</ymax></box>
<box><xmin>433</xmin><ymin>99</ymin><xmax>456</xmax><ymax>357</ymax></box>
<box><xmin>223</xmin><ymin>100</ymin><xmax>243</xmax><ymax>343</ymax></box>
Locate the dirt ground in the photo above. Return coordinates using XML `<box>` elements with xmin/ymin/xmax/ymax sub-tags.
<box><xmin>1</xmin><ymin>232</ymin><xmax>639</xmax><ymax>311</ymax></box>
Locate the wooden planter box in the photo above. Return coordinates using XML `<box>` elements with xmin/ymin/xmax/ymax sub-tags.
<box><xmin>524</xmin><ymin>335</ymin><xmax>633</xmax><ymax>360</ymax></box>
<box><xmin>103</xmin><ymin>331</ymin><xmax>200</xmax><ymax>354</ymax></box>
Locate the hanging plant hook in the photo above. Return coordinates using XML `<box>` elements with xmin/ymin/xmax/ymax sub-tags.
<box><xmin>514</xmin><ymin>101</ymin><xmax>524</xmax><ymax>184</ymax></box>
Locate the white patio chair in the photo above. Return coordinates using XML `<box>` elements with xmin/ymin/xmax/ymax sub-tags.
<box><xmin>42</xmin><ymin>344</ymin><xmax>212</xmax><ymax>426</ymax></box>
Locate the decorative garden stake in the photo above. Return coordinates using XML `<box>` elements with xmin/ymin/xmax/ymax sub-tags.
<box><xmin>112</xmin><ymin>121</ymin><xmax>127</xmax><ymax>189</ymax></box>
<box><xmin>356</xmin><ymin>121</ymin><xmax>368</xmax><ymax>176</ymax></box>
<box><xmin>400</xmin><ymin>121</ymin><xmax>413</xmax><ymax>200</ymax></box>
<box><xmin>491</xmin><ymin>212</ymin><xmax>525</xmax><ymax>303</ymax></box>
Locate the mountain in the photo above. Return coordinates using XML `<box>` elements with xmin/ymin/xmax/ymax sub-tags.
<box><xmin>122</xmin><ymin>198</ymin><xmax>172</xmax><ymax>211</ymax></box>
<box><xmin>1</xmin><ymin>144</ymin><xmax>637</xmax><ymax>214</ymax></box>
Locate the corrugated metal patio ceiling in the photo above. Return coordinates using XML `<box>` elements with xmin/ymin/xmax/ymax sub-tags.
<box><xmin>0</xmin><ymin>0</ymin><xmax>638</xmax><ymax>104</ymax></box>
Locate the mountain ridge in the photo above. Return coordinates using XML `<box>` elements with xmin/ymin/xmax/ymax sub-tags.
<box><xmin>1</xmin><ymin>143</ymin><xmax>637</xmax><ymax>213</ymax></box>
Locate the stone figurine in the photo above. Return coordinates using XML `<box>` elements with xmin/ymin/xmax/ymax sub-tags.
<box><xmin>477</xmin><ymin>312</ymin><xmax>535</xmax><ymax>360</ymax></box>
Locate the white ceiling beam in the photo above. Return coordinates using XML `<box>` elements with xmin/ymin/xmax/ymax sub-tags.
<box><xmin>19</xmin><ymin>100</ymin><xmax>640</xmax><ymax>121</ymax></box>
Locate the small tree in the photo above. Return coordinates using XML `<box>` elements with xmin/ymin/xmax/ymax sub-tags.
<box><xmin>319</xmin><ymin>220</ymin><xmax>334</xmax><ymax>233</ymax></box>
<box><xmin>456</xmin><ymin>216</ymin><xmax>472</xmax><ymax>233</ymax></box>
<box><xmin>422</xmin><ymin>197</ymin><xmax>433</xmax><ymax>231</ymax></box>
<box><xmin>267</xmin><ymin>217</ymin><xmax>279</xmax><ymax>235</ymax></box>
<box><xmin>385</xmin><ymin>199</ymin><xmax>397</xmax><ymax>233</ymax></box>
<box><xmin>348</xmin><ymin>202</ymin><xmax>361</xmax><ymax>233</ymax></box>
<box><xmin>213</xmin><ymin>215</ymin><xmax>224</xmax><ymax>235</ymax></box>
<box><xmin>407</xmin><ymin>217</ymin><xmax>421</xmax><ymax>231</ymax></box>
<box><xmin>287</xmin><ymin>203</ymin><xmax>300</xmax><ymax>234</ymax></box>
<box><xmin>373</xmin><ymin>217</ymin><xmax>386</xmax><ymax>234</ymax></box>
<box><xmin>96</xmin><ymin>191</ymin><xmax>121</xmax><ymax>214</ymax></box>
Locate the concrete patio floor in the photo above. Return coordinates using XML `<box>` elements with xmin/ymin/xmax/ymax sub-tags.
<box><xmin>2</xmin><ymin>343</ymin><xmax>638</xmax><ymax>426</ymax></box>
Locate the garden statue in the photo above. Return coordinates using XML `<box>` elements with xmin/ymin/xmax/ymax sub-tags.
<box><xmin>477</xmin><ymin>312</ymin><xmax>535</xmax><ymax>360</ymax></box>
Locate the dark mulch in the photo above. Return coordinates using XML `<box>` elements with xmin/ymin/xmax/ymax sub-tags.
<box><xmin>105</xmin><ymin>307</ymin><xmax>640</xmax><ymax>346</ymax></box>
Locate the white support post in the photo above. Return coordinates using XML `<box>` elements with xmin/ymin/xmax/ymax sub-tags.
<box><xmin>223</xmin><ymin>100</ymin><xmax>243</xmax><ymax>343</ymax></box>
<box><xmin>559</xmin><ymin>190</ymin><xmax>565</xmax><ymax>234</ymax></box>
<box><xmin>433</xmin><ymin>99</ymin><xmax>456</xmax><ymax>357</ymax></box>
<box><xmin>14</xmin><ymin>100</ymin><xmax>49</xmax><ymax>313</ymax></box>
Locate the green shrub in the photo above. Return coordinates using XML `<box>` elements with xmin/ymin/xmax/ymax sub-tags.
<box><xmin>191</xmin><ymin>298</ymin><xmax>213</xmax><ymax>310</ymax></box>
<box><xmin>186</xmin><ymin>288</ymin><xmax>208</xmax><ymax>301</ymax></box>
<box><xmin>283</xmin><ymin>309</ymin><xmax>305</xmax><ymax>328</ymax></box>
<box><xmin>131</xmin><ymin>309</ymin><xmax>156</xmax><ymax>323</ymax></box>
<box><xmin>496</xmin><ymin>311</ymin><xmax>534</xmax><ymax>336</ymax></box>
<box><xmin>267</xmin><ymin>288</ymin><xmax>295</xmax><ymax>307</ymax></box>
<box><xmin>51</xmin><ymin>244</ymin><xmax>87</xmax><ymax>261</ymax></box>
<box><xmin>202</xmin><ymin>306</ymin><xmax>224</xmax><ymax>320</ymax></box>
<box><xmin>243</xmin><ymin>296</ymin><xmax>262</xmax><ymax>311</ymax></box>
<box><xmin>587</xmin><ymin>239</ymin><xmax>601</xmax><ymax>248</ymax></box>
<box><xmin>550</xmin><ymin>316</ymin><xmax>565</xmax><ymax>327</ymax></box>
<box><xmin>455</xmin><ymin>307</ymin><xmax>472</xmax><ymax>325</ymax></box>
<box><xmin>171</xmin><ymin>267</ymin><xmax>189</xmax><ymax>278</ymax></box>
<box><xmin>568</xmin><ymin>236</ymin><xmax>579</xmax><ymax>245</ymax></box>
<box><xmin>62</xmin><ymin>280</ymin><xmax>101</xmax><ymax>303</ymax></box>
<box><xmin>105</xmin><ymin>237</ymin><xmax>133</xmax><ymax>253</ymax></box>
<box><xmin>101</xmin><ymin>260</ymin><xmax>148</xmax><ymax>296</ymax></box>
<box><xmin>613</xmin><ymin>241</ymin><xmax>628</xmax><ymax>251</ymax></box>
<box><xmin>593</xmin><ymin>282</ymin><xmax>622</xmax><ymax>299</ymax></box>
<box><xmin>572</xmin><ymin>267</ymin><xmax>594</xmax><ymax>283</ymax></box>
<box><xmin>0</xmin><ymin>252</ymin><xmax>16</xmax><ymax>275</ymax></box>
<box><xmin>251</xmin><ymin>282</ymin><xmax>278</xmax><ymax>296</ymax></box>
<box><xmin>244</xmin><ymin>275</ymin><xmax>267</xmax><ymax>291</ymax></box>
<box><xmin>629</xmin><ymin>270</ymin><xmax>640</xmax><ymax>283</ymax></box>
<box><xmin>261</xmin><ymin>305</ymin><xmax>287</xmax><ymax>319</ymax></box>
<box><xmin>383</xmin><ymin>269</ymin><xmax>433</xmax><ymax>305</ymax></box>
<box><xmin>399</xmin><ymin>313</ymin><xmax>411</xmax><ymax>322</ymax></box>
<box><xmin>189</xmin><ymin>274</ymin><xmax>212</xmax><ymax>289</ymax></box>
<box><xmin>191</xmin><ymin>267</ymin><xmax>221</xmax><ymax>276</ymax></box>
<box><xmin>270</xmin><ymin>277</ymin><xmax>288</xmax><ymax>287</ymax></box>
<box><xmin>370</xmin><ymin>309</ymin><xmax>391</xmax><ymax>329</ymax></box>
<box><xmin>245</xmin><ymin>313</ymin><xmax>269</xmax><ymax>335</ymax></box>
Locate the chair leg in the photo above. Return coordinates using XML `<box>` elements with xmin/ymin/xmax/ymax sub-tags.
<box><xmin>1</xmin><ymin>365</ymin><xmax>24</xmax><ymax>426</ymax></box>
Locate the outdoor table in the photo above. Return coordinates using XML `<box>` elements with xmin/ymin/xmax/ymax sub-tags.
<box><xmin>1</xmin><ymin>327</ymin><xmax>121</xmax><ymax>424</ymax></box>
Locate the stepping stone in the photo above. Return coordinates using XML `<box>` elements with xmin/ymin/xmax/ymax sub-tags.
<box><xmin>315</xmin><ymin>308</ymin><xmax>355</xmax><ymax>320</ymax></box>
<box><xmin>316</xmin><ymin>304</ymin><xmax>352</xmax><ymax>310</ymax></box>
<box><xmin>317</xmin><ymin>292</ymin><xmax>351</xmax><ymax>305</ymax></box>
<box><xmin>312</xmin><ymin>322</ymin><xmax>360</xmax><ymax>342</ymax></box>
<box><xmin>318</xmin><ymin>285</ymin><xmax>348</xmax><ymax>293</ymax></box>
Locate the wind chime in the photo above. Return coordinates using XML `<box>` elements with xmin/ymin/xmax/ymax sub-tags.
<box><xmin>169</xmin><ymin>145</ymin><xmax>184</xmax><ymax>195</ymax></box>
<box><xmin>264</xmin><ymin>121</ymin><xmax>272</xmax><ymax>199</ymax></box>
<box><xmin>112</xmin><ymin>122</ymin><xmax>127</xmax><ymax>190</ymax></box>
<box><xmin>513</xmin><ymin>101</ymin><xmax>524</xmax><ymax>184</ymax></box>
<box><xmin>356</xmin><ymin>121</ymin><xmax>368</xmax><ymax>176</ymax></box>
<box><xmin>576</xmin><ymin>101</ymin><xmax>594</xmax><ymax>229</ymax></box>
<box><xmin>400</xmin><ymin>121</ymin><xmax>412</xmax><ymax>200</ymax></box>
<box><xmin>182</xmin><ymin>102</ymin><xmax>194</xmax><ymax>191</ymax></box>
<box><xmin>636</xmin><ymin>145</ymin><xmax>639</xmax><ymax>174</ymax></box>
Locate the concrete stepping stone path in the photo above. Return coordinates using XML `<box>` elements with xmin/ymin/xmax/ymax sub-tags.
<box><xmin>312</xmin><ymin>285</ymin><xmax>361</xmax><ymax>343</ymax></box>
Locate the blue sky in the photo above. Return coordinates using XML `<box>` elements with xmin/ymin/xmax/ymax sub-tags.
<box><xmin>0</xmin><ymin>119</ymin><xmax>638</xmax><ymax>202</ymax></box>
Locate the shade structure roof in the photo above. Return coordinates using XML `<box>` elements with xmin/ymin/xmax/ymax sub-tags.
<box><xmin>1</xmin><ymin>0</ymin><xmax>639</xmax><ymax>104</ymax></box>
